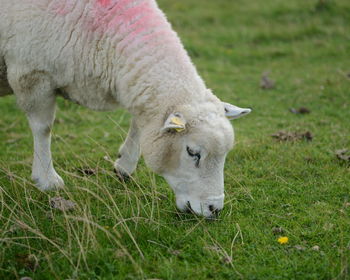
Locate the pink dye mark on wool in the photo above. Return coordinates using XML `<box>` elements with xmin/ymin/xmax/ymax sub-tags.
<box><xmin>97</xmin><ymin>0</ymin><xmax>112</xmax><ymax>6</ymax></box>
<box><xmin>114</xmin><ymin>2</ymin><xmax>176</xmax><ymax>50</ymax></box>
<box><xmin>49</xmin><ymin>0</ymin><xmax>76</xmax><ymax>16</ymax></box>
<box><xmin>50</xmin><ymin>0</ymin><xmax>177</xmax><ymax>54</ymax></box>
<box><xmin>88</xmin><ymin>0</ymin><xmax>142</xmax><ymax>33</ymax></box>
<box><xmin>91</xmin><ymin>0</ymin><xmax>170</xmax><ymax>36</ymax></box>
<box><xmin>107</xmin><ymin>1</ymin><xmax>156</xmax><ymax>33</ymax></box>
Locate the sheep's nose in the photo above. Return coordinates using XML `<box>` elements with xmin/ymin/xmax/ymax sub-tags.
<box><xmin>209</xmin><ymin>205</ymin><xmax>221</xmax><ymax>217</ymax></box>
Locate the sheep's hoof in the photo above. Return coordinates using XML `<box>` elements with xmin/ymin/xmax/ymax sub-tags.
<box><xmin>113</xmin><ymin>168</ymin><xmax>130</xmax><ymax>182</ymax></box>
<box><xmin>32</xmin><ymin>172</ymin><xmax>64</xmax><ymax>191</ymax></box>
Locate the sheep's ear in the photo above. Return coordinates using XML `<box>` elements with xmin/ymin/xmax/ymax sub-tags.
<box><xmin>161</xmin><ymin>113</ymin><xmax>187</xmax><ymax>133</ymax></box>
<box><xmin>223</xmin><ymin>102</ymin><xmax>251</xmax><ymax>120</ymax></box>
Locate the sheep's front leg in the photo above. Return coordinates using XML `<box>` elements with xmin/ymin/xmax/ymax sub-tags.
<box><xmin>114</xmin><ymin>118</ymin><xmax>140</xmax><ymax>180</ymax></box>
<box><xmin>27</xmin><ymin>97</ymin><xmax>64</xmax><ymax>191</ymax></box>
<box><xmin>8</xmin><ymin>68</ymin><xmax>64</xmax><ymax>191</ymax></box>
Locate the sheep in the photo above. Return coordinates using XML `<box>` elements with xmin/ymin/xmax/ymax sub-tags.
<box><xmin>0</xmin><ymin>0</ymin><xmax>251</xmax><ymax>218</ymax></box>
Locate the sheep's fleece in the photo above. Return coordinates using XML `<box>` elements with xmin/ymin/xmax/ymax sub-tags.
<box><xmin>0</xmin><ymin>0</ymin><xmax>251</xmax><ymax>218</ymax></box>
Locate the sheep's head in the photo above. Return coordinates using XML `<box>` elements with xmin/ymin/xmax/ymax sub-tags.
<box><xmin>140</xmin><ymin>98</ymin><xmax>251</xmax><ymax>218</ymax></box>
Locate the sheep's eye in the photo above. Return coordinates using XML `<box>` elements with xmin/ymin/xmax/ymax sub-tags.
<box><xmin>186</xmin><ymin>146</ymin><xmax>201</xmax><ymax>167</ymax></box>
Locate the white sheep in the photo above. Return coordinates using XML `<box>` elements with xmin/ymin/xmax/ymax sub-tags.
<box><xmin>0</xmin><ymin>0</ymin><xmax>251</xmax><ymax>218</ymax></box>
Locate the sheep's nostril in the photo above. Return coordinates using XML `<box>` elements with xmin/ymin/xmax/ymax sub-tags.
<box><xmin>209</xmin><ymin>205</ymin><xmax>221</xmax><ymax>217</ymax></box>
<box><xmin>213</xmin><ymin>209</ymin><xmax>220</xmax><ymax>217</ymax></box>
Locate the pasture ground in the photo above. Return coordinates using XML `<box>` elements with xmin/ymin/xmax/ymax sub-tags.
<box><xmin>0</xmin><ymin>0</ymin><xmax>349</xmax><ymax>279</ymax></box>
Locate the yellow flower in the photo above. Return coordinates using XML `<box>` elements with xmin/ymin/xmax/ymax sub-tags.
<box><xmin>278</xmin><ymin>236</ymin><xmax>288</xmax><ymax>244</ymax></box>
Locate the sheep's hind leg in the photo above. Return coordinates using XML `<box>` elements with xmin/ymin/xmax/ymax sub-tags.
<box><xmin>9</xmin><ymin>69</ymin><xmax>64</xmax><ymax>191</ymax></box>
<box><xmin>114</xmin><ymin>118</ymin><xmax>140</xmax><ymax>181</ymax></box>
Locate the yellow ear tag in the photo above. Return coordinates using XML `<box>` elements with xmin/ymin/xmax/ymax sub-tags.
<box><xmin>175</xmin><ymin>127</ymin><xmax>185</xmax><ymax>132</ymax></box>
<box><xmin>171</xmin><ymin>117</ymin><xmax>185</xmax><ymax>132</ymax></box>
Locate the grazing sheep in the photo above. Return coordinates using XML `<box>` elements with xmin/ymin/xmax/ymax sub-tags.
<box><xmin>0</xmin><ymin>0</ymin><xmax>251</xmax><ymax>218</ymax></box>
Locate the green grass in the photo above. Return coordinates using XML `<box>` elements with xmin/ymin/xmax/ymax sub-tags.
<box><xmin>1</xmin><ymin>0</ymin><xmax>350</xmax><ymax>279</ymax></box>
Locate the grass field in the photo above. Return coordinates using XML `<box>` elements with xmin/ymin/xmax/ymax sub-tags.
<box><xmin>1</xmin><ymin>0</ymin><xmax>350</xmax><ymax>279</ymax></box>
